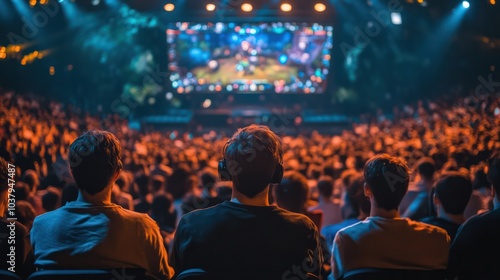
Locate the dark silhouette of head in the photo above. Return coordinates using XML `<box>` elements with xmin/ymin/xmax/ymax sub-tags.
<box><xmin>345</xmin><ymin>174</ymin><xmax>371</xmax><ymax>218</ymax></box>
<box><xmin>417</xmin><ymin>157</ymin><xmax>435</xmax><ymax>181</ymax></box>
<box><xmin>317</xmin><ymin>175</ymin><xmax>334</xmax><ymax>199</ymax></box>
<box><xmin>364</xmin><ymin>154</ymin><xmax>410</xmax><ymax>211</ymax></box>
<box><xmin>224</xmin><ymin>124</ymin><xmax>283</xmax><ymax>198</ymax></box>
<box><xmin>274</xmin><ymin>170</ymin><xmax>309</xmax><ymax>213</ymax></box>
<box><xmin>69</xmin><ymin>129</ymin><xmax>122</xmax><ymax>195</ymax></box>
<box><xmin>434</xmin><ymin>171</ymin><xmax>472</xmax><ymax>215</ymax></box>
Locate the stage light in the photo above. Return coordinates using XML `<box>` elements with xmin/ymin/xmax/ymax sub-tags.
<box><xmin>462</xmin><ymin>1</ymin><xmax>469</xmax><ymax>8</ymax></box>
<box><xmin>490</xmin><ymin>0</ymin><xmax>496</xmax><ymax>5</ymax></box>
<box><xmin>49</xmin><ymin>66</ymin><xmax>55</xmax><ymax>75</ymax></box>
<box><xmin>206</xmin><ymin>3</ymin><xmax>216</xmax><ymax>11</ymax></box>
<box><xmin>40</xmin><ymin>0</ymin><xmax>48</xmax><ymax>4</ymax></box>
<box><xmin>164</xmin><ymin>3</ymin><xmax>175</xmax><ymax>12</ymax></box>
<box><xmin>91</xmin><ymin>0</ymin><xmax>100</xmax><ymax>6</ymax></box>
<box><xmin>314</xmin><ymin>3</ymin><xmax>326</xmax><ymax>12</ymax></box>
<box><xmin>281</xmin><ymin>3</ymin><xmax>292</xmax><ymax>12</ymax></box>
<box><xmin>202</xmin><ymin>99</ymin><xmax>212</xmax><ymax>108</ymax></box>
<box><xmin>241</xmin><ymin>3</ymin><xmax>253</xmax><ymax>12</ymax></box>
<box><xmin>391</xmin><ymin>12</ymin><xmax>402</xmax><ymax>25</ymax></box>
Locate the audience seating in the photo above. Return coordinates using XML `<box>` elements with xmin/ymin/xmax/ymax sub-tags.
<box><xmin>339</xmin><ymin>268</ymin><xmax>447</xmax><ymax>280</ymax></box>
<box><xmin>0</xmin><ymin>270</ymin><xmax>23</xmax><ymax>280</ymax></box>
<box><xmin>27</xmin><ymin>268</ymin><xmax>160</xmax><ymax>280</ymax></box>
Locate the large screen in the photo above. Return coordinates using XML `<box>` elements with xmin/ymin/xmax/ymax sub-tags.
<box><xmin>166</xmin><ymin>22</ymin><xmax>333</xmax><ymax>94</ymax></box>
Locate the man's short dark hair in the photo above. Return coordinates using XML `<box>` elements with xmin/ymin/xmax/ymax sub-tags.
<box><xmin>434</xmin><ymin>171</ymin><xmax>472</xmax><ymax>215</ymax></box>
<box><xmin>317</xmin><ymin>175</ymin><xmax>334</xmax><ymax>198</ymax></box>
<box><xmin>69</xmin><ymin>129</ymin><xmax>122</xmax><ymax>195</ymax></box>
<box><xmin>274</xmin><ymin>170</ymin><xmax>308</xmax><ymax>213</ymax></box>
<box><xmin>224</xmin><ymin>124</ymin><xmax>283</xmax><ymax>198</ymax></box>
<box><xmin>487</xmin><ymin>151</ymin><xmax>500</xmax><ymax>195</ymax></box>
<box><xmin>0</xmin><ymin>157</ymin><xmax>8</xmax><ymax>192</ymax></box>
<box><xmin>364</xmin><ymin>154</ymin><xmax>410</xmax><ymax>211</ymax></box>
<box><xmin>417</xmin><ymin>157</ymin><xmax>435</xmax><ymax>180</ymax></box>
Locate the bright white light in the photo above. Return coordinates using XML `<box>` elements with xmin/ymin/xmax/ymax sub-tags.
<box><xmin>462</xmin><ymin>1</ymin><xmax>470</xmax><ymax>8</ymax></box>
<box><xmin>391</xmin><ymin>12</ymin><xmax>402</xmax><ymax>25</ymax></box>
<box><xmin>202</xmin><ymin>99</ymin><xmax>212</xmax><ymax>108</ymax></box>
<box><xmin>206</xmin><ymin>3</ymin><xmax>216</xmax><ymax>11</ymax></box>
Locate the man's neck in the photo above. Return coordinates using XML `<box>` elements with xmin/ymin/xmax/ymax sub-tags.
<box><xmin>232</xmin><ymin>187</ymin><xmax>269</xmax><ymax>206</ymax></box>
<box><xmin>370</xmin><ymin>206</ymin><xmax>400</xmax><ymax>219</ymax></box>
<box><xmin>438</xmin><ymin>211</ymin><xmax>466</xmax><ymax>225</ymax></box>
<box><xmin>76</xmin><ymin>185</ymin><xmax>112</xmax><ymax>205</ymax></box>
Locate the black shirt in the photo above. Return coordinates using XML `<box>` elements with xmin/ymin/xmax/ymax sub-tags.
<box><xmin>180</xmin><ymin>194</ymin><xmax>224</xmax><ymax>215</ymax></box>
<box><xmin>448</xmin><ymin>207</ymin><xmax>500</xmax><ymax>280</ymax></box>
<box><xmin>421</xmin><ymin>216</ymin><xmax>460</xmax><ymax>241</ymax></box>
<box><xmin>171</xmin><ymin>201</ymin><xmax>323</xmax><ymax>280</ymax></box>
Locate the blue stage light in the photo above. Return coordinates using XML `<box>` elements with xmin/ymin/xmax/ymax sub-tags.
<box><xmin>462</xmin><ymin>1</ymin><xmax>470</xmax><ymax>8</ymax></box>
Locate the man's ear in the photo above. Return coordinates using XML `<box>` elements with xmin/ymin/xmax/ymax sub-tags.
<box><xmin>364</xmin><ymin>183</ymin><xmax>372</xmax><ymax>198</ymax></box>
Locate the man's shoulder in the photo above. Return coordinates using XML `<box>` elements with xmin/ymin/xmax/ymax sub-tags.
<box><xmin>408</xmin><ymin>219</ymin><xmax>450</xmax><ymax>236</ymax></box>
<box><xmin>179</xmin><ymin>202</ymin><xmax>317</xmax><ymax>231</ymax></box>
<box><xmin>338</xmin><ymin>217</ymin><xmax>449</xmax><ymax>239</ymax></box>
<box><xmin>460</xmin><ymin>208</ymin><xmax>500</xmax><ymax>232</ymax></box>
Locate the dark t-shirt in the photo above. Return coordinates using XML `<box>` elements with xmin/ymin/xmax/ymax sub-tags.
<box><xmin>0</xmin><ymin>219</ymin><xmax>35</xmax><ymax>278</ymax></box>
<box><xmin>421</xmin><ymin>217</ymin><xmax>461</xmax><ymax>241</ymax></box>
<box><xmin>449</xmin><ymin>207</ymin><xmax>500</xmax><ymax>280</ymax></box>
<box><xmin>171</xmin><ymin>201</ymin><xmax>323</xmax><ymax>280</ymax></box>
<box><xmin>180</xmin><ymin>194</ymin><xmax>223</xmax><ymax>215</ymax></box>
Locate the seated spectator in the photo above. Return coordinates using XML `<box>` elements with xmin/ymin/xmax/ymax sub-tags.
<box><xmin>274</xmin><ymin>170</ymin><xmax>323</xmax><ymax>229</ymax></box>
<box><xmin>421</xmin><ymin>171</ymin><xmax>472</xmax><ymax>241</ymax></box>
<box><xmin>133</xmin><ymin>174</ymin><xmax>151</xmax><ymax>213</ymax></box>
<box><xmin>150</xmin><ymin>153</ymin><xmax>173</xmax><ymax>183</ymax></box>
<box><xmin>402</xmin><ymin>157</ymin><xmax>436</xmax><ymax>220</ymax></box>
<box><xmin>22</xmin><ymin>169</ymin><xmax>45</xmax><ymax>215</ymax></box>
<box><xmin>0</xmin><ymin>157</ymin><xmax>35</xmax><ymax>278</ymax></box>
<box><xmin>150</xmin><ymin>193</ymin><xmax>177</xmax><ymax>252</ymax></box>
<box><xmin>14</xmin><ymin>181</ymin><xmax>30</xmax><ymax>201</ymax></box>
<box><xmin>448</xmin><ymin>151</ymin><xmax>500</xmax><ymax>280</ymax></box>
<box><xmin>30</xmin><ymin>129</ymin><xmax>174</xmax><ymax>279</ymax></box>
<box><xmin>15</xmin><ymin>200</ymin><xmax>36</xmax><ymax>231</ymax></box>
<box><xmin>171</xmin><ymin>125</ymin><xmax>323</xmax><ymax>279</ymax></box>
<box><xmin>151</xmin><ymin>193</ymin><xmax>177</xmax><ymax>233</ymax></box>
<box><xmin>168</xmin><ymin>166</ymin><xmax>195</xmax><ymax>224</ymax></box>
<box><xmin>331</xmin><ymin>154</ymin><xmax>450</xmax><ymax>279</ymax></box>
<box><xmin>112</xmin><ymin>173</ymin><xmax>134</xmax><ymax>210</ymax></box>
<box><xmin>41</xmin><ymin>186</ymin><xmax>62</xmax><ymax>212</ymax></box>
<box><xmin>321</xmin><ymin>174</ymin><xmax>370</xmax><ymax>251</ymax></box>
<box><xmin>463</xmin><ymin>163</ymin><xmax>493</xmax><ymax>218</ymax></box>
<box><xmin>308</xmin><ymin>175</ymin><xmax>343</xmax><ymax>229</ymax></box>
<box><xmin>181</xmin><ymin>168</ymin><xmax>223</xmax><ymax>215</ymax></box>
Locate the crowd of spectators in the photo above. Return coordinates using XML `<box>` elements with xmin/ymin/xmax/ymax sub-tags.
<box><xmin>0</xmin><ymin>89</ymin><xmax>499</xmax><ymax>279</ymax></box>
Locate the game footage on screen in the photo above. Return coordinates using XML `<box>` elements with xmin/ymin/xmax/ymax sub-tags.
<box><xmin>167</xmin><ymin>22</ymin><xmax>333</xmax><ymax>94</ymax></box>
